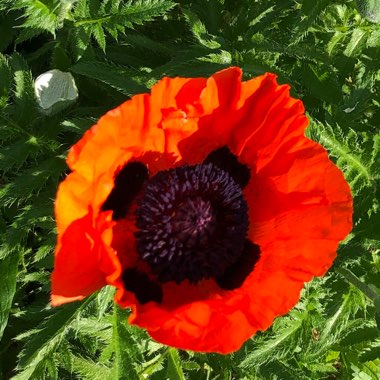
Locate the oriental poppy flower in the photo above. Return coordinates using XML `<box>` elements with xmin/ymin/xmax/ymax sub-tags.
<box><xmin>51</xmin><ymin>67</ymin><xmax>352</xmax><ymax>353</ymax></box>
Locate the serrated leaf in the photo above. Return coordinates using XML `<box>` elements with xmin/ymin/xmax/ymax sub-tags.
<box><xmin>13</xmin><ymin>0</ymin><xmax>60</xmax><ymax>37</ymax></box>
<box><xmin>367</xmin><ymin>28</ymin><xmax>380</xmax><ymax>46</ymax></box>
<box><xmin>96</xmin><ymin>286</ymin><xmax>115</xmax><ymax>319</ymax></box>
<box><xmin>33</xmin><ymin>238</ymin><xmax>55</xmax><ymax>262</ymax></box>
<box><xmin>240</xmin><ymin>314</ymin><xmax>306</xmax><ymax>368</ymax></box>
<box><xmin>92</xmin><ymin>23</ymin><xmax>106</xmax><ymax>52</ymax></box>
<box><xmin>9</xmin><ymin>53</ymin><xmax>38</xmax><ymax>125</ymax></box>
<box><xmin>0</xmin><ymin>53</ymin><xmax>11</xmax><ymax>109</ymax></box>
<box><xmin>69</xmin><ymin>27</ymin><xmax>92</xmax><ymax>61</ymax></box>
<box><xmin>71</xmin><ymin>356</ymin><xmax>112</xmax><ymax>380</ymax></box>
<box><xmin>0</xmin><ymin>251</ymin><xmax>21</xmax><ymax>341</ymax></box>
<box><xmin>0</xmin><ymin>137</ymin><xmax>42</xmax><ymax>173</ymax></box>
<box><xmin>344</xmin><ymin>28</ymin><xmax>368</xmax><ymax>57</ymax></box>
<box><xmin>183</xmin><ymin>8</ymin><xmax>220</xmax><ymax>49</ymax></box>
<box><xmin>292</xmin><ymin>0</ymin><xmax>332</xmax><ymax>44</ymax></box>
<box><xmin>14</xmin><ymin>296</ymin><xmax>95</xmax><ymax>379</ymax></box>
<box><xmin>338</xmin><ymin>320</ymin><xmax>379</xmax><ymax>347</ymax></box>
<box><xmin>112</xmin><ymin>306</ymin><xmax>140</xmax><ymax>380</ymax></box>
<box><xmin>166</xmin><ymin>348</ymin><xmax>185</xmax><ymax>380</ymax></box>
<box><xmin>259</xmin><ymin>359</ymin><xmax>309</xmax><ymax>379</ymax></box>
<box><xmin>301</xmin><ymin>63</ymin><xmax>341</xmax><ymax>104</ymax></box>
<box><xmin>70</xmin><ymin>60</ymin><xmax>147</xmax><ymax>95</ymax></box>
<box><xmin>359</xmin><ymin>340</ymin><xmax>380</xmax><ymax>362</ymax></box>
<box><xmin>327</xmin><ymin>31</ymin><xmax>345</xmax><ymax>55</ymax></box>
<box><xmin>0</xmin><ymin>157</ymin><xmax>66</xmax><ymax>207</ymax></box>
<box><xmin>73</xmin><ymin>0</ymin><xmax>175</xmax><ymax>49</ymax></box>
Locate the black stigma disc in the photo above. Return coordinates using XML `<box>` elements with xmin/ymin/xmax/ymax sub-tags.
<box><xmin>135</xmin><ymin>163</ymin><xmax>249</xmax><ymax>284</ymax></box>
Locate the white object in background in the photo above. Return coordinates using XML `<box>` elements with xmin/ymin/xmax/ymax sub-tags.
<box><xmin>34</xmin><ymin>69</ymin><xmax>78</xmax><ymax>114</ymax></box>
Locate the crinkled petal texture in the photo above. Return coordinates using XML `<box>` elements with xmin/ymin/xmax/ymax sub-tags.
<box><xmin>52</xmin><ymin>67</ymin><xmax>352</xmax><ymax>353</ymax></box>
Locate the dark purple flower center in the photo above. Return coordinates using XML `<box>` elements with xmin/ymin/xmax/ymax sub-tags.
<box><xmin>102</xmin><ymin>146</ymin><xmax>260</xmax><ymax>303</ymax></box>
<box><xmin>135</xmin><ymin>163</ymin><xmax>249</xmax><ymax>283</ymax></box>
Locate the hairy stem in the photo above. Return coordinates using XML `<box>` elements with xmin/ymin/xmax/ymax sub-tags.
<box><xmin>336</xmin><ymin>267</ymin><xmax>379</xmax><ymax>302</ymax></box>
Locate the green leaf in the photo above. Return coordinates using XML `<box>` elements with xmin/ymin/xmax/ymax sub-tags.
<box><xmin>240</xmin><ymin>313</ymin><xmax>306</xmax><ymax>368</ymax></box>
<box><xmin>8</xmin><ymin>53</ymin><xmax>38</xmax><ymax>125</ymax></box>
<box><xmin>292</xmin><ymin>0</ymin><xmax>332</xmax><ymax>43</ymax></box>
<box><xmin>327</xmin><ymin>31</ymin><xmax>346</xmax><ymax>55</ymax></box>
<box><xmin>338</xmin><ymin>320</ymin><xmax>379</xmax><ymax>347</ymax></box>
<box><xmin>0</xmin><ymin>251</ymin><xmax>21</xmax><ymax>341</ymax></box>
<box><xmin>14</xmin><ymin>296</ymin><xmax>95</xmax><ymax>380</ymax></box>
<box><xmin>70</xmin><ymin>60</ymin><xmax>147</xmax><ymax>95</ymax></box>
<box><xmin>183</xmin><ymin>8</ymin><xmax>220</xmax><ymax>49</ymax></box>
<box><xmin>69</xmin><ymin>27</ymin><xmax>92</xmax><ymax>61</ymax></box>
<box><xmin>359</xmin><ymin>340</ymin><xmax>380</xmax><ymax>361</ymax></box>
<box><xmin>0</xmin><ymin>53</ymin><xmax>11</xmax><ymax>109</ymax></box>
<box><xmin>366</xmin><ymin>28</ymin><xmax>380</xmax><ymax>47</ymax></box>
<box><xmin>311</xmin><ymin>287</ymin><xmax>367</xmax><ymax>358</ymax></box>
<box><xmin>259</xmin><ymin>359</ymin><xmax>308</xmax><ymax>379</ymax></box>
<box><xmin>166</xmin><ymin>348</ymin><xmax>185</xmax><ymax>380</ymax></box>
<box><xmin>112</xmin><ymin>306</ymin><xmax>140</xmax><ymax>380</ymax></box>
<box><xmin>0</xmin><ymin>157</ymin><xmax>66</xmax><ymax>207</ymax></box>
<box><xmin>72</xmin><ymin>0</ymin><xmax>175</xmax><ymax>49</ymax></box>
<box><xmin>0</xmin><ymin>137</ymin><xmax>43</xmax><ymax>173</ymax></box>
<box><xmin>113</xmin><ymin>0</ymin><xmax>175</xmax><ymax>28</ymax></box>
<box><xmin>301</xmin><ymin>63</ymin><xmax>341</xmax><ymax>104</ymax></box>
<box><xmin>71</xmin><ymin>355</ymin><xmax>112</xmax><ymax>380</ymax></box>
<box><xmin>13</xmin><ymin>0</ymin><xmax>60</xmax><ymax>37</ymax></box>
<box><xmin>344</xmin><ymin>28</ymin><xmax>368</xmax><ymax>57</ymax></box>
<box><xmin>96</xmin><ymin>286</ymin><xmax>115</xmax><ymax>319</ymax></box>
<box><xmin>92</xmin><ymin>23</ymin><xmax>106</xmax><ymax>51</ymax></box>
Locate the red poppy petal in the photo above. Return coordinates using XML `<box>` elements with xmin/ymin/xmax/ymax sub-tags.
<box><xmin>123</xmin><ymin>259</ymin><xmax>307</xmax><ymax>353</ymax></box>
<box><xmin>177</xmin><ymin>69</ymin><xmax>287</xmax><ymax>164</ymax></box>
<box><xmin>177</xmin><ymin>67</ymin><xmax>245</xmax><ymax>163</ymax></box>
<box><xmin>51</xmin><ymin>210</ymin><xmax>121</xmax><ymax>306</ymax></box>
<box><xmin>239</xmin><ymin>263</ymin><xmax>306</xmax><ymax>331</ymax></box>
<box><xmin>150</xmin><ymin>77</ymin><xmax>207</xmax><ymax>162</ymax></box>
<box><xmin>145</xmin><ymin>303</ymin><xmax>255</xmax><ymax>354</ymax></box>
<box><xmin>126</xmin><ymin>284</ymin><xmax>254</xmax><ymax>353</ymax></box>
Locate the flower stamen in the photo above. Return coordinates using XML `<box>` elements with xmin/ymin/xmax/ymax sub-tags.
<box><xmin>135</xmin><ymin>163</ymin><xmax>249</xmax><ymax>283</ymax></box>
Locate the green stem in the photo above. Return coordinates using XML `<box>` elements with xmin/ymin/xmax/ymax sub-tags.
<box><xmin>112</xmin><ymin>304</ymin><xmax>123</xmax><ymax>379</ymax></box>
<box><xmin>112</xmin><ymin>305</ymin><xmax>140</xmax><ymax>380</ymax></box>
<box><xmin>138</xmin><ymin>347</ymin><xmax>169</xmax><ymax>377</ymax></box>
<box><xmin>74</xmin><ymin>16</ymin><xmax>112</xmax><ymax>26</ymax></box>
<box><xmin>0</xmin><ymin>113</ymin><xmax>34</xmax><ymax>138</ymax></box>
<box><xmin>335</xmin><ymin>267</ymin><xmax>379</xmax><ymax>302</ymax></box>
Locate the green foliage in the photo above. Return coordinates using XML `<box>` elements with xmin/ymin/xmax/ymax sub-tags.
<box><xmin>14</xmin><ymin>298</ymin><xmax>95</xmax><ymax>380</ymax></box>
<box><xmin>74</xmin><ymin>0</ymin><xmax>175</xmax><ymax>49</ymax></box>
<box><xmin>71</xmin><ymin>60</ymin><xmax>147</xmax><ymax>95</ymax></box>
<box><xmin>1</xmin><ymin>0</ymin><xmax>380</xmax><ymax>379</ymax></box>
<box><xmin>166</xmin><ymin>348</ymin><xmax>186</xmax><ymax>380</ymax></box>
<box><xmin>0</xmin><ymin>250</ymin><xmax>21</xmax><ymax>341</ymax></box>
<box><xmin>12</xmin><ymin>0</ymin><xmax>61</xmax><ymax>40</ymax></box>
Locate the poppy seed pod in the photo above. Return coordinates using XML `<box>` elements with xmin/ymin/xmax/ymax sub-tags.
<box><xmin>35</xmin><ymin>69</ymin><xmax>78</xmax><ymax>114</ymax></box>
<box><xmin>51</xmin><ymin>67</ymin><xmax>352</xmax><ymax>353</ymax></box>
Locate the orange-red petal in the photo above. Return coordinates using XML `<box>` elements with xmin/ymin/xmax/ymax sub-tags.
<box><xmin>51</xmin><ymin>210</ymin><xmax>121</xmax><ymax>306</ymax></box>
